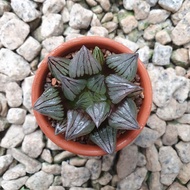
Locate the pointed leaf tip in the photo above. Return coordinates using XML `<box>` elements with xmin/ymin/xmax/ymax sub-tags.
<box><xmin>93</xmin><ymin>46</ymin><xmax>105</xmax><ymax>65</ymax></box>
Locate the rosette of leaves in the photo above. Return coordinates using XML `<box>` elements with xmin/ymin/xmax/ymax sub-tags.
<box><xmin>33</xmin><ymin>45</ymin><xmax>143</xmax><ymax>154</ymax></box>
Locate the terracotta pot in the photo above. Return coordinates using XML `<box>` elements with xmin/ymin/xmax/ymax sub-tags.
<box><xmin>32</xmin><ymin>36</ymin><xmax>152</xmax><ymax>156</ymax></box>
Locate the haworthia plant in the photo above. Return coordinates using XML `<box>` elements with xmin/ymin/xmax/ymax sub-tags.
<box><xmin>34</xmin><ymin>45</ymin><xmax>143</xmax><ymax>154</ymax></box>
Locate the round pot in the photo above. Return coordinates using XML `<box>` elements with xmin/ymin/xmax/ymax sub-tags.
<box><xmin>32</xmin><ymin>36</ymin><xmax>152</xmax><ymax>156</ymax></box>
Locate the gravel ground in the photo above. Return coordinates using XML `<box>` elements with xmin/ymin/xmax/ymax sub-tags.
<box><xmin>0</xmin><ymin>0</ymin><xmax>190</xmax><ymax>190</ymax></box>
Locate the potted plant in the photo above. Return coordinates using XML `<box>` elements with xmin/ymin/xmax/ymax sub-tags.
<box><xmin>32</xmin><ymin>36</ymin><xmax>152</xmax><ymax>156</ymax></box>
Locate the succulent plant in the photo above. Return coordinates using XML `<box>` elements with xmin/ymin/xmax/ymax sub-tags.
<box><xmin>33</xmin><ymin>45</ymin><xmax>143</xmax><ymax>154</ymax></box>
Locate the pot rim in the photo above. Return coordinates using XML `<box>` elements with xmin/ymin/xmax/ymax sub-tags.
<box><xmin>32</xmin><ymin>36</ymin><xmax>152</xmax><ymax>156</ymax></box>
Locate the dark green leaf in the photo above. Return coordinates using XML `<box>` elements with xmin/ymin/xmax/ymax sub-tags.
<box><xmin>92</xmin><ymin>92</ymin><xmax>107</xmax><ymax>102</ymax></box>
<box><xmin>90</xmin><ymin>126</ymin><xmax>117</xmax><ymax>154</ymax></box>
<box><xmin>65</xmin><ymin>110</ymin><xmax>95</xmax><ymax>140</ymax></box>
<box><xmin>69</xmin><ymin>46</ymin><xmax>102</xmax><ymax>78</ymax></box>
<box><xmin>86</xmin><ymin>102</ymin><xmax>110</xmax><ymax>128</ymax></box>
<box><xmin>55</xmin><ymin>119</ymin><xmax>67</xmax><ymax>135</ymax></box>
<box><xmin>48</xmin><ymin>56</ymin><xmax>70</xmax><ymax>80</ymax></box>
<box><xmin>105</xmin><ymin>74</ymin><xmax>142</xmax><ymax>104</ymax></box>
<box><xmin>106</xmin><ymin>53</ymin><xmax>138</xmax><ymax>81</ymax></box>
<box><xmin>108</xmin><ymin>98</ymin><xmax>140</xmax><ymax>130</ymax></box>
<box><xmin>87</xmin><ymin>74</ymin><xmax>106</xmax><ymax>94</ymax></box>
<box><xmin>60</xmin><ymin>75</ymin><xmax>87</xmax><ymax>101</ymax></box>
<box><xmin>33</xmin><ymin>87</ymin><xmax>64</xmax><ymax>120</ymax></box>
<box><xmin>93</xmin><ymin>46</ymin><xmax>105</xmax><ymax>65</ymax></box>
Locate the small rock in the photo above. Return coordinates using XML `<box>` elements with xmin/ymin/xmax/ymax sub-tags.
<box><xmin>147</xmin><ymin>9</ymin><xmax>170</xmax><ymax>24</ymax></box>
<box><xmin>69</xmin><ymin>4</ymin><xmax>93</xmax><ymax>29</ymax></box>
<box><xmin>0</xmin><ymin>12</ymin><xmax>18</xmax><ymax>28</ymax></box>
<box><xmin>102</xmin><ymin>153</ymin><xmax>116</xmax><ymax>171</ymax></box>
<box><xmin>175</xmin><ymin>66</ymin><xmax>186</xmax><ymax>76</ymax></box>
<box><xmin>156</xmin><ymin>98</ymin><xmax>187</xmax><ymax>120</ymax></box>
<box><xmin>96</xmin><ymin>0</ymin><xmax>111</xmax><ymax>11</ymax></box>
<box><xmin>69</xmin><ymin>157</ymin><xmax>87</xmax><ymax>166</ymax></box>
<box><xmin>176</xmin><ymin>123</ymin><xmax>190</xmax><ymax>141</ymax></box>
<box><xmin>147</xmin><ymin>114</ymin><xmax>166</xmax><ymax>137</ymax></box>
<box><xmin>133</xmin><ymin>0</ymin><xmax>150</xmax><ymax>20</ymax></box>
<box><xmin>137</xmin><ymin>46</ymin><xmax>151</xmax><ymax>64</ymax></box>
<box><xmin>85</xmin><ymin>159</ymin><xmax>102</xmax><ymax>180</ymax></box>
<box><xmin>123</xmin><ymin>0</ymin><xmax>135</xmax><ymax>10</ymax></box>
<box><xmin>162</xmin><ymin>123</ymin><xmax>178</xmax><ymax>146</ymax></box>
<box><xmin>7</xmin><ymin>108</ymin><xmax>26</xmax><ymax>124</ymax></box>
<box><xmin>1</xmin><ymin>176</ymin><xmax>28</xmax><ymax>190</ymax></box>
<box><xmin>143</xmin><ymin>24</ymin><xmax>162</xmax><ymax>40</ymax></box>
<box><xmin>61</xmin><ymin>7</ymin><xmax>70</xmax><ymax>23</ymax></box>
<box><xmin>0</xmin><ymin>73</ymin><xmax>12</xmax><ymax>92</ymax></box>
<box><xmin>98</xmin><ymin>172</ymin><xmax>112</xmax><ymax>185</ymax></box>
<box><xmin>0</xmin><ymin>155</ymin><xmax>13</xmax><ymax>175</ymax></box>
<box><xmin>103</xmin><ymin>22</ymin><xmax>118</xmax><ymax>33</ymax></box>
<box><xmin>158</xmin><ymin>0</ymin><xmax>183</xmax><ymax>12</ymax></box>
<box><xmin>11</xmin><ymin>0</ymin><xmax>40</xmax><ymax>22</ymax></box>
<box><xmin>40</xmin><ymin>149</ymin><xmax>53</xmax><ymax>164</ymax></box>
<box><xmin>42</xmin><ymin>0</ymin><xmax>65</xmax><ymax>15</ymax></box>
<box><xmin>69</xmin><ymin>188</ymin><xmax>94</xmax><ymax>190</ymax></box>
<box><xmin>63</xmin><ymin>27</ymin><xmax>80</xmax><ymax>36</ymax></box>
<box><xmin>0</xmin><ymin>48</ymin><xmax>30</xmax><ymax>81</ymax></box>
<box><xmin>101</xmin><ymin>186</ymin><xmax>115</xmax><ymax>190</ymax></box>
<box><xmin>178</xmin><ymin>163</ymin><xmax>190</xmax><ymax>184</ymax></box>
<box><xmin>152</xmin><ymin>42</ymin><xmax>172</xmax><ymax>66</ymax></box>
<box><xmin>22</xmin><ymin>76</ymin><xmax>34</xmax><ymax>113</ymax></box>
<box><xmin>175</xmin><ymin>141</ymin><xmax>190</xmax><ymax>163</ymax></box>
<box><xmin>137</xmin><ymin>152</ymin><xmax>147</xmax><ymax>167</ymax></box>
<box><xmin>101</xmin><ymin>12</ymin><xmax>113</xmax><ymax>23</ymax></box>
<box><xmin>54</xmin><ymin>151</ymin><xmax>75</xmax><ymax>163</ymax></box>
<box><xmin>0</xmin><ymin>93</ymin><xmax>8</xmax><ymax>117</ymax></box>
<box><xmin>117</xmin><ymin>144</ymin><xmax>138</xmax><ymax>179</ymax></box>
<box><xmin>49</xmin><ymin>186</ymin><xmax>65</xmax><ymax>190</ymax></box>
<box><xmin>149</xmin><ymin>172</ymin><xmax>163</xmax><ymax>190</ymax></box>
<box><xmin>47</xmin><ymin>139</ymin><xmax>62</xmax><ymax>151</ymax></box>
<box><xmin>92</xmin><ymin>5</ymin><xmax>103</xmax><ymax>14</ymax></box>
<box><xmin>26</xmin><ymin>171</ymin><xmax>53</xmax><ymax>190</ymax></box>
<box><xmin>134</xmin><ymin>127</ymin><xmax>159</xmax><ymax>148</ymax></box>
<box><xmin>0</xmin><ymin>18</ymin><xmax>30</xmax><ymax>50</ymax></box>
<box><xmin>42</xmin><ymin>36</ymin><xmax>64</xmax><ymax>52</ymax></box>
<box><xmin>146</xmin><ymin>145</ymin><xmax>161</xmax><ymax>172</ymax></box>
<box><xmin>22</xmin><ymin>130</ymin><xmax>45</xmax><ymax>158</ymax></box>
<box><xmin>171</xmin><ymin>12</ymin><xmax>190</xmax><ymax>45</ymax></box>
<box><xmin>177</xmin><ymin>114</ymin><xmax>190</xmax><ymax>124</ymax></box>
<box><xmin>86</xmin><ymin>0</ymin><xmax>97</xmax><ymax>6</ymax></box>
<box><xmin>167</xmin><ymin>182</ymin><xmax>188</xmax><ymax>190</ymax></box>
<box><xmin>61</xmin><ymin>161</ymin><xmax>91</xmax><ymax>187</ymax></box>
<box><xmin>42</xmin><ymin>163</ymin><xmax>61</xmax><ymax>175</ymax></box>
<box><xmin>159</xmin><ymin>146</ymin><xmax>182</xmax><ymax>186</ymax></box>
<box><xmin>16</xmin><ymin>36</ymin><xmax>41</xmax><ymax>62</ymax></box>
<box><xmin>155</xmin><ymin>30</ymin><xmax>171</xmax><ymax>45</ymax></box>
<box><xmin>87</xmin><ymin>26</ymin><xmax>109</xmax><ymax>37</ymax></box>
<box><xmin>0</xmin><ymin>0</ymin><xmax>11</xmax><ymax>16</ymax></box>
<box><xmin>117</xmin><ymin>167</ymin><xmax>147</xmax><ymax>190</ymax></box>
<box><xmin>0</xmin><ymin>125</ymin><xmax>24</xmax><ymax>148</ymax></box>
<box><xmin>145</xmin><ymin>0</ymin><xmax>158</xmax><ymax>7</ymax></box>
<box><xmin>171</xmin><ymin>48</ymin><xmax>189</xmax><ymax>68</ymax></box>
<box><xmin>0</xmin><ymin>117</ymin><xmax>9</xmax><ymax>132</ymax></box>
<box><xmin>91</xmin><ymin>13</ymin><xmax>102</xmax><ymax>26</ymax></box>
<box><xmin>22</xmin><ymin>114</ymin><xmax>38</xmax><ymax>135</ymax></box>
<box><xmin>5</xmin><ymin>82</ymin><xmax>22</xmax><ymax>107</ymax></box>
<box><xmin>11</xmin><ymin>148</ymin><xmax>41</xmax><ymax>174</ymax></box>
<box><xmin>2</xmin><ymin>164</ymin><xmax>26</xmax><ymax>180</ymax></box>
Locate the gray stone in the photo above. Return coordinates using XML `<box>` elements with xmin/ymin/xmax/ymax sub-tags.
<box><xmin>63</xmin><ymin>27</ymin><xmax>80</xmax><ymax>36</ymax></box>
<box><xmin>16</xmin><ymin>36</ymin><xmax>41</xmax><ymax>62</ymax></box>
<box><xmin>54</xmin><ymin>151</ymin><xmax>76</xmax><ymax>163</ymax></box>
<box><xmin>101</xmin><ymin>12</ymin><xmax>113</xmax><ymax>23</ymax></box>
<box><xmin>0</xmin><ymin>48</ymin><xmax>30</xmax><ymax>81</ymax></box>
<box><xmin>26</xmin><ymin>171</ymin><xmax>53</xmax><ymax>190</ymax></box>
<box><xmin>143</xmin><ymin>24</ymin><xmax>162</xmax><ymax>40</ymax></box>
<box><xmin>175</xmin><ymin>141</ymin><xmax>190</xmax><ymax>163</ymax></box>
<box><xmin>156</xmin><ymin>98</ymin><xmax>187</xmax><ymax>120</ymax></box>
<box><xmin>7</xmin><ymin>108</ymin><xmax>26</xmax><ymax>124</ymax></box>
<box><xmin>134</xmin><ymin>127</ymin><xmax>159</xmax><ymax>148</ymax></box>
<box><xmin>22</xmin><ymin>76</ymin><xmax>34</xmax><ymax>113</ymax></box>
<box><xmin>69</xmin><ymin>4</ymin><xmax>93</xmax><ymax>29</ymax></box>
<box><xmin>102</xmin><ymin>153</ymin><xmax>116</xmax><ymax>171</ymax></box>
<box><xmin>22</xmin><ymin>114</ymin><xmax>38</xmax><ymax>135</ymax></box>
<box><xmin>168</xmin><ymin>182</ymin><xmax>188</xmax><ymax>190</ymax></box>
<box><xmin>61</xmin><ymin>161</ymin><xmax>91</xmax><ymax>187</ymax></box>
<box><xmin>149</xmin><ymin>172</ymin><xmax>163</xmax><ymax>190</ymax></box>
<box><xmin>98</xmin><ymin>172</ymin><xmax>112</xmax><ymax>185</ymax></box>
<box><xmin>175</xmin><ymin>66</ymin><xmax>187</xmax><ymax>76</ymax></box>
<box><xmin>96</xmin><ymin>0</ymin><xmax>111</xmax><ymax>11</ymax></box>
<box><xmin>155</xmin><ymin>30</ymin><xmax>171</xmax><ymax>45</ymax></box>
<box><xmin>69</xmin><ymin>157</ymin><xmax>87</xmax><ymax>166</ymax></box>
<box><xmin>2</xmin><ymin>164</ymin><xmax>26</xmax><ymax>180</ymax></box>
<box><xmin>133</xmin><ymin>0</ymin><xmax>150</xmax><ymax>20</ymax></box>
<box><xmin>0</xmin><ymin>117</ymin><xmax>9</xmax><ymax>132</ymax></box>
<box><xmin>177</xmin><ymin>114</ymin><xmax>190</xmax><ymax>124</ymax></box>
<box><xmin>0</xmin><ymin>93</ymin><xmax>8</xmax><ymax>117</ymax></box>
<box><xmin>69</xmin><ymin>188</ymin><xmax>94</xmax><ymax>190</ymax></box>
<box><xmin>1</xmin><ymin>176</ymin><xmax>28</xmax><ymax>190</ymax></box>
<box><xmin>176</xmin><ymin>123</ymin><xmax>190</xmax><ymax>141</ymax></box>
<box><xmin>0</xmin><ymin>125</ymin><xmax>24</xmax><ymax>148</ymax></box>
<box><xmin>42</xmin><ymin>36</ymin><xmax>64</xmax><ymax>52</ymax></box>
<box><xmin>103</xmin><ymin>22</ymin><xmax>118</xmax><ymax>33</ymax></box>
<box><xmin>146</xmin><ymin>145</ymin><xmax>161</xmax><ymax>172</ymax></box>
<box><xmin>159</xmin><ymin>146</ymin><xmax>182</xmax><ymax>185</ymax></box>
<box><xmin>137</xmin><ymin>46</ymin><xmax>151</xmax><ymax>64</ymax></box>
<box><xmin>42</xmin><ymin>0</ymin><xmax>65</xmax><ymax>15</ymax></box>
<box><xmin>92</xmin><ymin>5</ymin><xmax>103</xmax><ymax>14</ymax></box>
<box><xmin>22</xmin><ymin>130</ymin><xmax>45</xmax><ymax>158</ymax></box>
<box><xmin>87</xmin><ymin>26</ymin><xmax>109</xmax><ymax>37</ymax></box>
<box><xmin>11</xmin><ymin>0</ymin><xmax>40</xmax><ymax>22</ymax></box>
<box><xmin>47</xmin><ymin>139</ymin><xmax>62</xmax><ymax>151</ymax></box>
<box><xmin>147</xmin><ymin>114</ymin><xmax>166</xmax><ymax>137</ymax></box>
<box><xmin>61</xmin><ymin>7</ymin><xmax>70</xmax><ymax>23</ymax></box>
<box><xmin>86</xmin><ymin>0</ymin><xmax>97</xmax><ymax>6</ymax></box>
<box><xmin>42</xmin><ymin>163</ymin><xmax>61</xmax><ymax>175</ymax></box>
<box><xmin>152</xmin><ymin>42</ymin><xmax>172</xmax><ymax>66</ymax></box>
<box><xmin>11</xmin><ymin>148</ymin><xmax>41</xmax><ymax>174</ymax></box>
<box><xmin>40</xmin><ymin>149</ymin><xmax>53</xmax><ymax>164</ymax></box>
<box><xmin>123</xmin><ymin>0</ymin><xmax>135</xmax><ymax>10</ymax></box>
<box><xmin>85</xmin><ymin>159</ymin><xmax>102</xmax><ymax>180</ymax></box>
<box><xmin>0</xmin><ymin>155</ymin><xmax>13</xmax><ymax>176</ymax></box>
<box><xmin>117</xmin><ymin>144</ymin><xmax>138</xmax><ymax>179</ymax></box>
<box><xmin>171</xmin><ymin>13</ymin><xmax>190</xmax><ymax>45</ymax></box>
<box><xmin>0</xmin><ymin>73</ymin><xmax>12</xmax><ymax>92</ymax></box>
<box><xmin>145</xmin><ymin>0</ymin><xmax>158</xmax><ymax>7</ymax></box>
<box><xmin>137</xmin><ymin>152</ymin><xmax>147</xmax><ymax>167</ymax></box>
<box><xmin>101</xmin><ymin>186</ymin><xmax>115</xmax><ymax>190</ymax></box>
<box><xmin>158</xmin><ymin>0</ymin><xmax>183</xmax><ymax>12</ymax></box>
<box><xmin>49</xmin><ymin>186</ymin><xmax>65</xmax><ymax>190</ymax></box>
<box><xmin>117</xmin><ymin>167</ymin><xmax>147</xmax><ymax>190</ymax></box>
<box><xmin>178</xmin><ymin>163</ymin><xmax>190</xmax><ymax>184</ymax></box>
<box><xmin>0</xmin><ymin>1</ymin><xmax>10</xmax><ymax>16</ymax></box>
<box><xmin>147</xmin><ymin>9</ymin><xmax>170</xmax><ymax>24</ymax></box>
<box><xmin>0</xmin><ymin>19</ymin><xmax>30</xmax><ymax>50</ymax></box>
<box><xmin>0</xmin><ymin>12</ymin><xmax>18</xmax><ymax>29</ymax></box>
<box><xmin>5</xmin><ymin>82</ymin><xmax>22</xmax><ymax>107</ymax></box>
<box><xmin>162</xmin><ymin>123</ymin><xmax>178</xmax><ymax>146</ymax></box>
